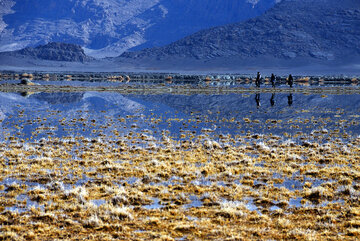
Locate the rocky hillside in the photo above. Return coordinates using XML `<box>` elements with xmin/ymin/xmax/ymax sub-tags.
<box><xmin>0</xmin><ymin>0</ymin><xmax>278</xmax><ymax>58</ymax></box>
<box><xmin>121</xmin><ymin>0</ymin><xmax>360</xmax><ymax>64</ymax></box>
<box><xmin>0</xmin><ymin>42</ymin><xmax>93</xmax><ymax>62</ymax></box>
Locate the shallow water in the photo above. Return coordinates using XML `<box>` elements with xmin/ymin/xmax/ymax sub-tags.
<box><xmin>0</xmin><ymin>84</ymin><xmax>359</xmax><ymax>240</ymax></box>
<box><xmin>0</xmin><ymin>90</ymin><xmax>359</xmax><ymax>143</ymax></box>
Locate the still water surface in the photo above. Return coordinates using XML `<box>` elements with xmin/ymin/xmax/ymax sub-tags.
<box><xmin>0</xmin><ymin>91</ymin><xmax>359</xmax><ymax>142</ymax></box>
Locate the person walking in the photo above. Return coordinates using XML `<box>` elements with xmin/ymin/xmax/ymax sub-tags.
<box><xmin>256</xmin><ymin>72</ymin><xmax>261</xmax><ymax>88</ymax></box>
<box><xmin>271</xmin><ymin>73</ymin><xmax>276</xmax><ymax>88</ymax></box>
<box><xmin>288</xmin><ymin>74</ymin><xmax>294</xmax><ymax>88</ymax></box>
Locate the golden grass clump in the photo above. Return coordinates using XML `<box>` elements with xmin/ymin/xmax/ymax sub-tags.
<box><xmin>0</xmin><ymin>123</ymin><xmax>359</xmax><ymax>240</ymax></box>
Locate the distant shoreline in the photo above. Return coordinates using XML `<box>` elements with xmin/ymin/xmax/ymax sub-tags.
<box><xmin>1</xmin><ymin>71</ymin><xmax>359</xmax><ymax>81</ymax></box>
<box><xmin>1</xmin><ymin>83</ymin><xmax>360</xmax><ymax>95</ymax></box>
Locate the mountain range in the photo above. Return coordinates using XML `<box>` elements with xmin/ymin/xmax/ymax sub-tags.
<box><xmin>0</xmin><ymin>0</ymin><xmax>278</xmax><ymax>58</ymax></box>
<box><xmin>119</xmin><ymin>0</ymin><xmax>360</xmax><ymax>69</ymax></box>
<box><xmin>0</xmin><ymin>0</ymin><xmax>359</xmax><ymax>73</ymax></box>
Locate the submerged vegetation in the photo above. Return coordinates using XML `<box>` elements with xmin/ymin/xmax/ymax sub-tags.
<box><xmin>1</xmin><ymin>133</ymin><xmax>359</xmax><ymax>240</ymax></box>
<box><xmin>0</xmin><ymin>77</ymin><xmax>359</xmax><ymax>240</ymax></box>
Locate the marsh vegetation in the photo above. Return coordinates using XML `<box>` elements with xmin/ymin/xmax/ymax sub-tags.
<box><xmin>0</xmin><ymin>79</ymin><xmax>359</xmax><ymax>240</ymax></box>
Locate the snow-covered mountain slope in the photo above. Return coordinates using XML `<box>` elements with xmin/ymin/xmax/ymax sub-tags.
<box><xmin>0</xmin><ymin>0</ymin><xmax>278</xmax><ymax>58</ymax></box>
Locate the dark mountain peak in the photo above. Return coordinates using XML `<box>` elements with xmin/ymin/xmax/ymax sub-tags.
<box><xmin>33</xmin><ymin>42</ymin><xmax>83</xmax><ymax>52</ymax></box>
<box><xmin>3</xmin><ymin>42</ymin><xmax>94</xmax><ymax>62</ymax></box>
<box><xmin>120</xmin><ymin>0</ymin><xmax>360</xmax><ymax>66</ymax></box>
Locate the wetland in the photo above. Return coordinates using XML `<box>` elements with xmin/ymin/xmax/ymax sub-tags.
<box><xmin>0</xmin><ymin>75</ymin><xmax>360</xmax><ymax>240</ymax></box>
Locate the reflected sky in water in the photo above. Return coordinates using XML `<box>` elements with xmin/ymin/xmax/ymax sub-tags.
<box><xmin>0</xmin><ymin>91</ymin><xmax>359</xmax><ymax>142</ymax></box>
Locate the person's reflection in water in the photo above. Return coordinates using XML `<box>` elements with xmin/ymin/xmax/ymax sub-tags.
<box><xmin>255</xmin><ymin>93</ymin><xmax>261</xmax><ymax>108</ymax></box>
<box><xmin>20</xmin><ymin>92</ymin><xmax>34</xmax><ymax>97</ymax></box>
<box><xmin>287</xmin><ymin>93</ymin><xmax>293</xmax><ymax>106</ymax></box>
<box><xmin>270</xmin><ymin>93</ymin><xmax>275</xmax><ymax>107</ymax></box>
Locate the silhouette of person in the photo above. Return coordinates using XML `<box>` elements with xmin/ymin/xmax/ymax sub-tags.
<box><xmin>270</xmin><ymin>93</ymin><xmax>275</xmax><ymax>107</ymax></box>
<box><xmin>271</xmin><ymin>73</ymin><xmax>276</xmax><ymax>88</ymax></box>
<box><xmin>255</xmin><ymin>93</ymin><xmax>261</xmax><ymax>108</ymax></box>
<box><xmin>287</xmin><ymin>94</ymin><xmax>293</xmax><ymax>106</ymax></box>
<box><xmin>288</xmin><ymin>74</ymin><xmax>294</xmax><ymax>88</ymax></box>
<box><xmin>256</xmin><ymin>72</ymin><xmax>261</xmax><ymax>88</ymax></box>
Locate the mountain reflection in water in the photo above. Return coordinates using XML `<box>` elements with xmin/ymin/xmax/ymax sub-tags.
<box><xmin>0</xmin><ymin>91</ymin><xmax>359</xmax><ymax>142</ymax></box>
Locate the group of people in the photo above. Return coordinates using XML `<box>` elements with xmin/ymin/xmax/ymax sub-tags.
<box><xmin>253</xmin><ymin>72</ymin><xmax>294</xmax><ymax>108</ymax></box>
<box><xmin>256</xmin><ymin>72</ymin><xmax>293</xmax><ymax>88</ymax></box>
